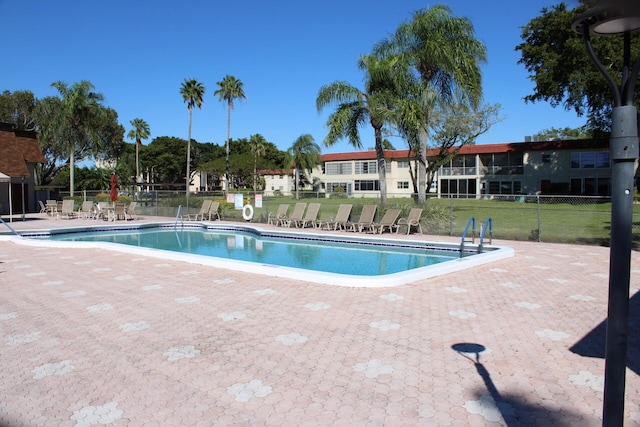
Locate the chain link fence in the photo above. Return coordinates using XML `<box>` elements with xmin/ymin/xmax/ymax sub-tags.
<box><xmin>51</xmin><ymin>190</ymin><xmax>640</xmax><ymax>246</ymax></box>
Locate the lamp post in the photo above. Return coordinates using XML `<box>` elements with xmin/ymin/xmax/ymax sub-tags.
<box><xmin>572</xmin><ymin>3</ymin><xmax>640</xmax><ymax>426</ymax></box>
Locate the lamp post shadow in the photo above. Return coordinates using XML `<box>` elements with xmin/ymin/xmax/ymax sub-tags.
<box><xmin>451</xmin><ymin>342</ymin><xmax>587</xmax><ymax>426</ymax></box>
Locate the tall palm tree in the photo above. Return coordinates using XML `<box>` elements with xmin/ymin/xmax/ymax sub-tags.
<box><xmin>214</xmin><ymin>75</ymin><xmax>246</xmax><ymax>194</ymax></box>
<box><xmin>46</xmin><ymin>80</ymin><xmax>106</xmax><ymax>196</ymax></box>
<box><xmin>248</xmin><ymin>134</ymin><xmax>267</xmax><ymax>193</ymax></box>
<box><xmin>375</xmin><ymin>5</ymin><xmax>487</xmax><ymax>203</ymax></box>
<box><xmin>287</xmin><ymin>134</ymin><xmax>321</xmax><ymax>200</ymax></box>
<box><xmin>180</xmin><ymin>79</ymin><xmax>205</xmax><ymax>207</ymax></box>
<box><xmin>316</xmin><ymin>54</ymin><xmax>401</xmax><ymax>206</ymax></box>
<box><xmin>127</xmin><ymin>118</ymin><xmax>150</xmax><ymax>190</ymax></box>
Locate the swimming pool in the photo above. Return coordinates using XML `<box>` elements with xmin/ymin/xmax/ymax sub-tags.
<box><xmin>14</xmin><ymin>223</ymin><xmax>514</xmax><ymax>287</ymax></box>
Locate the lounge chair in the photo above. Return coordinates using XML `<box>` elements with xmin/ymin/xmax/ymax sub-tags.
<box><xmin>367</xmin><ymin>208</ymin><xmax>401</xmax><ymax>234</ymax></box>
<box><xmin>182</xmin><ymin>199</ymin><xmax>212</xmax><ymax>221</ymax></box>
<box><xmin>79</xmin><ymin>201</ymin><xmax>96</xmax><ymax>219</ymax></box>
<box><xmin>114</xmin><ymin>203</ymin><xmax>128</xmax><ymax>221</ymax></box>
<box><xmin>300</xmin><ymin>203</ymin><xmax>321</xmax><ymax>228</ymax></box>
<box><xmin>38</xmin><ymin>200</ymin><xmax>47</xmax><ymax>214</ymax></box>
<box><xmin>397</xmin><ymin>208</ymin><xmax>423</xmax><ymax>235</ymax></box>
<box><xmin>126</xmin><ymin>202</ymin><xmax>137</xmax><ymax>220</ymax></box>
<box><xmin>347</xmin><ymin>204</ymin><xmax>377</xmax><ymax>232</ymax></box>
<box><xmin>319</xmin><ymin>204</ymin><xmax>353</xmax><ymax>231</ymax></box>
<box><xmin>268</xmin><ymin>204</ymin><xmax>289</xmax><ymax>226</ymax></box>
<box><xmin>283</xmin><ymin>203</ymin><xmax>307</xmax><ymax>228</ymax></box>
<box><xmin>208</xmin><ymin>201</ymin><xmax>221</xmax><ymax>221</ymax></box>
<box><xmin>58</xmin><ymin>200</ymin><xmax>77</xmax><ymax>219</ymax></box>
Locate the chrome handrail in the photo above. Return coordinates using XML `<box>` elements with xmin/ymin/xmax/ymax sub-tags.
<box><xmin>460</xmin><ymin>216</ymin><xmax>475</xmax><ymax>256</ymax></box>
<box><xmin>0</xmin><ymin>216</ymin><xmax>19</xmax><ymax>236</ymax></box>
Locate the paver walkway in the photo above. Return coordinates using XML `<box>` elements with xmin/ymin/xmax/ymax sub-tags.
<box><xmin>1</xmin><ymin>215</ymin><xmax>639</xmax><ymax>426</ymax></box>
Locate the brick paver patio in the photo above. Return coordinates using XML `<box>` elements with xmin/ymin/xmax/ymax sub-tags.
<box><xmin>1</xmin><ymin>214</ymin><xmax>639</xmax><ymax>426</ymax></box>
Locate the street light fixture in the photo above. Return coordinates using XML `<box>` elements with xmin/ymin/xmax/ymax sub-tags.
<box><xmin>572</xmin><ymin>3</ymin><xmax>640</xmax><ymax>426</ymax></box>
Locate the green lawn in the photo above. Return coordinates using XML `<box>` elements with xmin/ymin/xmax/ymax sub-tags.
<box><xmin>159</xmin><ymin>194</ymin><xmax>640</xmax><ymax>246</ymax></box>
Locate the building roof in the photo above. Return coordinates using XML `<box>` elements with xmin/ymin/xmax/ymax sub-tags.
<box><xmin>321</xmin><ymin>139</ymin><xmax>609</xmax><ymax>162</ymax></box>
<box><xmin>0</xmin><ymin>122</ymin><xmax>46</xmax><ymax>177</ymax></box>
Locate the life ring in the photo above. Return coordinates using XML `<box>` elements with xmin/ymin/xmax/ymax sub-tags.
<box><xmin>242</xmin><ymin>204</ymin><xmax>254</xmax><ymax>221</ymax></box>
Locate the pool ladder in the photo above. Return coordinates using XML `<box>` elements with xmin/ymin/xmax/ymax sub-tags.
<box><xmin>460</xmin><ymin>216</ymin><xmax>492</xmax><ymax>256</ymax></box>
<box><xmin>0</xmin><ymin>216</ymin><xmax>19</xmax><ymax>236</ymax></box>
<box><xmin>174</xmin><ymin>205</ymin><xmax>183</xmax><ymax>229</ymax></box>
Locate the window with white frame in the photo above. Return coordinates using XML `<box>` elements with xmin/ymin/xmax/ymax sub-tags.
<box><xmin>397</xmin><ymin>160</ymin><xmax>409</xmax><ymax>168</ymax></box>
<box><xmin>354</xmin><ymin>180</ymin><xmax>379</xmax><ymax>191</ymax></box>
<box><xmin>355</xmin><ymin>160</ymin><xmax>377</xmax><ymax>174</ymax></box>
<box><xmin>397</xmin><ymin>181</ymin><xmax>409</xmax><ymax>189</ymax></box>
<box><xmin>325</xmin><ymin>162</ymin><xmax>352</xmax><ymax>175</ymax></box>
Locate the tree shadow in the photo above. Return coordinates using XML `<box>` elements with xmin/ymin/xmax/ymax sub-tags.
<box><xmin>452</xmin><ymin>343</ymin><xmax>590</xmax><ymax>426</ymax></box>
<box><xmin>569</xmin><ymin>290</ymin><xmax>640</xmax><ymax>375</ymax></box>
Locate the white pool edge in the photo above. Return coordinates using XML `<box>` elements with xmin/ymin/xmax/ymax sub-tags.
<box><xmin>2</xmin><ymin>223</ymin><xmax>515</xmax><ymax>287</ymax></box>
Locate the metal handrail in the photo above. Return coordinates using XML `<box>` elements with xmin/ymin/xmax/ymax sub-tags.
<box><xmin>0</xmin><ymin>217</ymin><xmax>19</xmax><ymax>236</ymax></box>
<box><xmin>460</xmin><ymin>216</ymin><xmax>475</xmax><ymax>256</ymax></box>
<box><xmin>174</xmin><ymin>205</ymin><xmax>182</xmax><ymax>229</ymax></box>
<box><xmin>478</xmin><ymin>217</ymin><xmax>493</xmax><ymax>253</ymax></box>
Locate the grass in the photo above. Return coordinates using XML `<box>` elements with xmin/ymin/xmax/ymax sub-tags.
<box><xmin>143</xmin><ymin>194</ymin><xmax>640</xmax><ymax>246</ymax></box>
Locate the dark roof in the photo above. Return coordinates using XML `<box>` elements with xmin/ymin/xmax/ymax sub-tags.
<box><xmin>321</xmin><ymin>139</ymin><xmax>609</xmax><ymax>162</ymax></box>
<box><xmin>0</xmin><ymin>122</ymin><xmax>46</xmax><ymax>177</ymax></box>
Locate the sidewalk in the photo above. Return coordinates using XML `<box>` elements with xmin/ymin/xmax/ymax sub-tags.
<box><xmin>1</xmin><ymin>214</ymin><xmax>639</xmax><ymax>426</ymax></box>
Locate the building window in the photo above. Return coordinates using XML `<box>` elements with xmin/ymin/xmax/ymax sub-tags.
<box><xmin>354</xmin><ymin>180</ymin><xmax>380</xmax><ymax>191</ymax></box>
<box><xmin>325</xmin><ymin>162</ymin><xmax>352</xmax><ymax>175</ymax></box>
<box><xmin>397</xmin><ymin>181</ymin><xmax>409</xmax><ymax>189</ymax></box>
<box><xmin>487</xmin><ymin>180</ymin><xmax>521</xmax><ymax>195</ymax></box>
<box><xmin>327</xmin><ymin>182</ymin><xmax>349</xmax><ymax>193</ymax></box>
<box><xmin>397</xmin><ymin>160</ymin><xmax>409</xmax><ymax>168</ymax></box>
<box><xmin>355</xmin><ymin>160</ymin><xmax>377</xmax><ymax>174</ymax></box>
<box><xmin>542</xmin><ymin>154</ymin><xmax>551</xmax><ymax>163</ymax></box>
<box><xmin>571</xmin><ymin>151</ymin><xmax>610</xmax><ymax>169</ymax></box>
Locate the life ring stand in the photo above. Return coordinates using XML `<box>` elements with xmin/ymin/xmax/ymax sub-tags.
<box><xmin>242</xmin><ymin>204</ymin><xmax>254</xmax><ymax>221</ymax></box>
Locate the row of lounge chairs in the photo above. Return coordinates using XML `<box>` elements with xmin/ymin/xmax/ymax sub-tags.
<box><xmin>39</xmin><ymin>200</ymin><xmax>137</xmax><ymax>221</ymax></box>
<box><xmin>268</xmin><ymin>203</ymin><xmax>423</xmax><ymax>234</ymax></box>
<box><xmin>181</xmin><ymin>200</ymin><xmax>221</xmax><ymax>221</ymax></box>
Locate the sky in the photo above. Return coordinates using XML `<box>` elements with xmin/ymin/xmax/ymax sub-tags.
<box><xmin>2</xmin><ymin>0</ymin><xmax>585</xmax><ymax>156</ymax></box>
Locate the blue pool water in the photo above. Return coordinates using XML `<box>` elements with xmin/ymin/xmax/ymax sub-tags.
<box><xmin>45</xmin><ymin>226</ymin><xmax>465</xmax><ymax>276</ymax></box>
<box><xmin>22</xmin><ymin>223</ymin><xmax>513</xmax><ymax>286</ymax></box>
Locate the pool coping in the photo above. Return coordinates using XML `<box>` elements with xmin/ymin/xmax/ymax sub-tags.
<box><xmin>2</xmin><ymin>222</ymin><xmax>515</xmax><ymax>287</ymax></box>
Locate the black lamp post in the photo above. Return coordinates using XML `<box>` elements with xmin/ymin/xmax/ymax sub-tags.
<box><xmin>572</xmin><ymin>3</ymin><xmax>640</xmax><ymax>426</ymax></box>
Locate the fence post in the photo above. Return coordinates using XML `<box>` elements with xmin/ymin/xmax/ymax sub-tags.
<box><xmin>449</xmin><ymin>196</ymin><xmax>454</xmax><ymax>236</ymax></box>
<box><xmin>536</xmin><ymin>193</ymin><xmax>541</xmax><ymax>242</ymax></box>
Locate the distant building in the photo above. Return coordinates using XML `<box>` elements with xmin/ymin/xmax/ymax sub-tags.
<box><xmin>307</xmin><ymin>139</ymin><xmax>612</xmax><ymax>198</ymax></box>
<box><xmin>0</xmin><ymin>122</ymin><xmax>46</xmax><ymax>215</ymax></box>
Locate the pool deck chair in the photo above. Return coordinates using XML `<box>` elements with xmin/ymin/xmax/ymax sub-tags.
<box><xmin>347</xmin><ymin>204</ymin><xmax>377</xmax><ymax>232</ymax></box>
<box><xmin>268</xmin><ymin>204</ymin><xmax>289</xmax><ymax>226</ymax></box>
<box><xmin>208</xmin><ymin>201</ymin><xmax>221</xmax><ymax>221</ymax></box>
<box><xmin>397</xmin><ymin>208</ymin><xmax>423</xmax><ymax>235</ymax></box>
<box><xmin>320</xmin><ymin>204</ymin><xmax>353</xmax><ymax>231</ymax></box>
<box><xmin>367</xmin><ymin>208</ymin><xmax>401</xmax><ymax>234</ymax></box>
<box><xmin>299</xmin><ymin>203</ymin><xmax>321</xmax><ymax>228</ymax></box>
<box><xmin>79</xmin><ymin>201</ymin><xmax>95</xmax><ymax>219</ymax></box>
<box><xmin>283</xmin><ymin>203</ymin><xmax>307</xmax><ymax>228</ymax></box>
<box><xmin>58</xmin><ymin>200</ymin><xmax>77</xmax><ymax>220</ymax></box>
<box><xmin>125</xmin><ymin>202</ymin><xmax>137</xmax><ymax>220</ymax></box>
<box><xmin>182</xmin><ymin>199</ymin><xmax>212</xmax><ymax>221</ymax></box>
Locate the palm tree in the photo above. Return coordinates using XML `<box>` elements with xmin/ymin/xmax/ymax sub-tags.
<box><xmin>127</xmin><ymin>118</ymin><xmax>150</xmax><ymax>190</ymax></box>
<box><xmin>375</xmin><ymin>5</ymin><xmax>486</xmax><ymax>203</ymax></box>
<box><xmin>214</xmin><ymin>75</ymin><xmax>246</xmax><ymax>194</ymax></box>
<box><xmin>248</xmin><ymin>134</ymin><xmax>267</xmax><ymax>193</ymax></box>
<box><xmin>46</xmin><ymin>80</ymin><xmax>106</xmax><ymax>196</ymax></box>
<box><xmin>180</xmin><ymin>79</ymin><xmax>205</xmax><ymax>207</ymax></box>
<box><xmin>316</xmin><ymin>54</ymin><xmax>402</xmax><ymax>206</ymax></box>
<box><xmin>287</xmin><ymin>134</ymin><xmax>321</xmax><ymax>200</ymax></box>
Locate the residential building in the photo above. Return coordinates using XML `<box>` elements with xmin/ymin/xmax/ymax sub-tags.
<box><xmin>0</xmin><ymin>122</ymin><xmax>46</xmax><ymax>215</ymax></box>
<box><xmin>309</xmin><ymin>138</ymin><xmax>612</xmax><ymax>198</ymax></box>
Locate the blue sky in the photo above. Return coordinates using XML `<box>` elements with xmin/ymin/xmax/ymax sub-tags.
<box><xmin>2</xmin><ymin>0</ymin><xmax>585</xmax><ymax>155</ymax></box>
